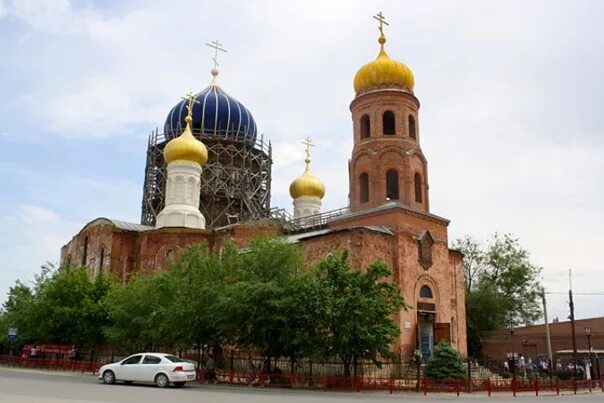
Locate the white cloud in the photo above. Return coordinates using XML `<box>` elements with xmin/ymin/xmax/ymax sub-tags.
<box><xmin>17</xmin><ymin>204</ymin><xmax>60</xmax><ymax>224</ymax></box>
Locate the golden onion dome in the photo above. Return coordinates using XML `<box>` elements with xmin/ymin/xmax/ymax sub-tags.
<box><xmin>164</xmin><ymin>115</ymin><xmax>208</xmax><ymax>165</ymax></box>
<box><xmin>353</xmin><ymin>34</ymin><xmax>414</xmax><ymax>94</ymax></box>
<box><xmin>289</xmin><ymin>154</ymin><xmax>325</xmax><ymax>199</ymax></box>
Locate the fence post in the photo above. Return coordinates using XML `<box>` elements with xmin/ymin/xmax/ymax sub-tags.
<box><xmin>486</xmin><ymin>378</ymin><xmax>491</xmax><ymax>397</ymax></box>
<box><xmin>259</xmin><ymin>372</ymin><xmax>265</xmax><ymax>388</ymax></box>
<box><xmin>422</xmin><ymin>378</ymin><xmax>427</xmax><ymax>396</ymax></box>
<box><xmin>198</xmin><ymin>367</ymin><xmax>205</xmax><ymax>383</ymax></box>
<box><xmin>289</xmin><ymin>373</ymin><xmax>296</xmax><ymax>388</ymax></box>
<box><xmin>511</xmin><ymin>378</ymin><xmax>517</xmax><ymax>397</ymax></box>
<box><xmin>455</xmin><ymin>379</ymin><xmax>460</xmax><ymax>396</ymax></box>
<box><xmin>229</xmin><ymin>369</ymin><xmax>234</xmax><ymax>384</ymax></box>
<box><xmin>354</xmin><ymin>376</ymin><xmax>361</xmax><ymax>392</ymax></box>
<box><xmin>572</xmin><ymin>379</ymin><xmax>577</xmax><ymax>394</ymax></box>
<box><xmin>535</xmin><ymin>378</ymin><xmax>539</xmax><ymax>396</ymax></box>
<box><xmin>555</xmin><ymin>378</ymin><xmax>560</xmax><ymax>395</ymax></box>
<box><xmin>322</xmin><ymin>375</ymin><xmax>328</xmax><ymax>391</ymax></box>
<box><xmin>389</xmin><ymin>377</ymin><xmax>394</xmax><ymax>394</ymax></box>
<box><xmin>601</xmin><ymin>376</ymin><xmax>604</xmax><ymax>392</ymax></box>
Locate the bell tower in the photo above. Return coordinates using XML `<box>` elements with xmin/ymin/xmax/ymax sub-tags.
<box><xmin>349</xmin><ymin>13</ymin><xmax>429</xmax><ymax>213</ymax></box>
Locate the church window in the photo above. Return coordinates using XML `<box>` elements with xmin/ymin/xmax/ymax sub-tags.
<box><xmin>82</xmin><ymin>236</ymin><xmax>88</xmax><ymax>266</ymax></box>
<box><xmin>383</xmin><ymin>111</ymin><xmax>395</xmax><ymax>135</ymax></box>
<box><xmin>99</xmin><ymin>248</ymin><xmax>105</xmax><ymax>273</ymax></box>
<box><xmin>409</xmin><ymin>115</ymin><xmax>416</xmax><ymax>139</ymax></box>
<box><xmin>359</xmin><ymin>173</ymin><xmax>369</xmax><ymax>203</ymax></box>
<box><xmin>360</xmin><ymin>114</ymin><xmax>370</xmax><ymax>139</ymax></box>
<box><xmin>420</xmin><ymin>285</ymin><xmax>433</xmax><ymax>299</ymax></box>
<box><xmin>417</xmin><ymin>230</ymin><xmax>434</xmax><ymax>270</ymax></box>
<box><xmin>166</xmin><ymin>249</ymin><xmax>176</xmax><ymax>263</ymax></box>
<box><xmin>386</xmin><ymin>169</ymin><xmax>399</xmax><ymax>200</ymax></box>
<box><xmin>414</xmin><ymin>172</ymin><xmax>423</xmax><ymax>203</ymax></box>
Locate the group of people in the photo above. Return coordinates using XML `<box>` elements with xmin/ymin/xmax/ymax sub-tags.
<box><xmin>202</xmin><ymin>354</ymin><xmax>261</xmax><ymax>386</ymax></box>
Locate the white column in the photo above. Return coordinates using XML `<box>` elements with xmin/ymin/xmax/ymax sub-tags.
<box><xmin>156</xmin><ymin>161</ymin><xmax>205</xmax><ymax>229</ymax></box>
<box><xmin>293</xmin><ymin>196</ymin><xmax>322</xmax><ymax>227</ymax></box>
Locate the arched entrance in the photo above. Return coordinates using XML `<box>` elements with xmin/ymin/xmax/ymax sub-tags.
<box><xmin>417</xmin><ymin>285</ymin><xmax>436</xmax><ymax>361</ymax></box>
<box><xmin>416</xmin><ymin>283</ymin><xmax>452</xmax><ymax>362</ymax></box>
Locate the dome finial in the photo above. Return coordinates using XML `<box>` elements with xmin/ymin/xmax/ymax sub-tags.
<box><xmin>206</xmin><ymin>39</ymin><xmax>227</xmax><ymax>85</ymax></box>
<box><xmin>181</xmin><ymin>91</ymin><xmax>198</xmax><ymax>125</ymax></box>
<box><xmin>301</xmin><ymin>136</ymin><xmax>314</xmax><ymax>170</ymax></box>
<box><xmin>163</xmin><ymin>91</ymin><xmax>208</xmax><ymax>165</ymax></box>
<box><xmin>373</xmin><ymin>11</ymin><xmax>389</xmax><ymax>53</ymax></box>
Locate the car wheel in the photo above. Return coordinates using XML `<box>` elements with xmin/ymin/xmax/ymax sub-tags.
<box><xmin>102</xmin><ymin>370</ymin><xmax>116</xmax><ymax>385</ymax></box>
<box><xmin>155</xmin><ymin>373</ymin><xmax>170</xmax><ymax>388</ymax></box>
<box><xmin>174</xmin><ymin>382</ymin><xmax>185</xmax><ymax>388</ymax></box>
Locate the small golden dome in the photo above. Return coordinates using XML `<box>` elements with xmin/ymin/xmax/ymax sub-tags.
<box><xmin>353</xmin><ymin>35</ymin><xmax>414</xmax><ymax>94</ymax></box>
<box><xmin>164</xmin><ymin>115</ymin><xmax>208</xmax><ymax>165</ymax></box>
<box><xmin>289</xmin><ymin>148</ymin><xmax>326</xmax><ymax>200</ymax></box>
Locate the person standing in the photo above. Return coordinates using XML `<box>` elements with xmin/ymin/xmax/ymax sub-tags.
<box><xmin>205</xmin><ymin>354</ymin><xmax>216</xmax><ymax>383</ymax></box>
<box><xmin>518</xmin><ymin>354</ymin><xmax>526</xmax><ymax>380</ymax></box>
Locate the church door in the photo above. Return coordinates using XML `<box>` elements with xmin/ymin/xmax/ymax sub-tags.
<box><xmin>419</xmin><ymin>320</ymin><xmax>434</xmax><ymax>361</ymax></box>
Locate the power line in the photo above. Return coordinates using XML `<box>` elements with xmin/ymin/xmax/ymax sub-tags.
<box><xmin>545</xmin><ymin>292</ymin><xmax>604</xmax><ymax>296</ymax></box>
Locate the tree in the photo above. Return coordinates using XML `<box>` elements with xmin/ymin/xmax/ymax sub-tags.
<box><xmin>313</xmin><ymin>252</ymin><xmax>406</xmax><ymax>377</ymax></box>
<box><xmin>0</xmin><ymin>280</ymin><xmax>36</xmax><ymax>352</ymax></box>
<box><xmin>216</xmin><ymin>237</ymin><xmax>305</xmax><ymax>371</ymax></box>
<box><xmin>1</xmin><ymin>263</ymin><xmax>115</xmax><ymax>357</ymax></box>
<box><xmin>454</xmin><ymin>233</ymin><xmax>542</xmax><ymax>356</ymax></box>
<box><xmin>424</xmin><ymin>341</ymin><xmax>466</xmax><ymax>380</ymax></box>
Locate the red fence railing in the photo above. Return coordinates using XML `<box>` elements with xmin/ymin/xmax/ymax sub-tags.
<box><xmin>2</xmin><ymin>354</ymin><xmax>603</xmax><ymax>396</ymax></box>
<box><xmin>0</xmin><ymin>355</ymin><xmax>98</xmax><ymax>374</ymax></box>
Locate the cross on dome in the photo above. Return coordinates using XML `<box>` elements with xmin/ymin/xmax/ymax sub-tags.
<box><xmin>373</xmin><ymin>11</ymin><xmax>389</xmax><ymax>36</ymax></box>
<box><xmin>181</xmin><ymin>91</ymin><xmax>200</xmax><ymax>118</ymax></box>
<box><xmin>301</xmin><ymin>137</ymin><xmax>314</xmax><ymax>165</ymax></box>
<box><xmin>205</xmin><ymin>39</ymin><xmax>228</xmax><ymax>83</ymax></box>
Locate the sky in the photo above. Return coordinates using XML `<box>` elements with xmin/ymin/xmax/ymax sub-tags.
<box><xmin>1</xmin><ymin>0</ymin><xmax>603</xmax><ymax>323</ymax></box>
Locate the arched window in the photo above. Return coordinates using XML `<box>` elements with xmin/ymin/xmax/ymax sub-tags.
<box><xmin>420</xmin><ymin>285</ymin><xmax>433</xmax><ymax>299</ymax></box>
<box><xmin>99</xmin><ymin>248</ymin><xmax>105</xmax><ymax>274</ymax></box>
<box><xmin>82</xmin><ymin>236</ymin><xmax>88</xmax><ymax>266</ymax></box>
<box><xmin>386</xmin><ymin>169</ymin><xmax>399</xmax><ymax>200</ymax></box>
<box><xmin>360</xmin><ymin>114</ymin><xmax>370</xmax><ymax>139</ymax></box>
<box><xmin>383</xmin><ymin>111</ymin><xmax>395</xmax><ymax>135</ymax></box>
<box><xmin>414</xmin><ymin>173</ymin><xmax>423</xmax><ymax>203</ymax></box>
<box><xmin>408</xmin><ymin>115</ymin><xmax>416</xmax><ymax>139</ymax></box>
<box><xmin>359</xmin><ymin>173</ymin><xmax>369</xmax><ymax>203</ymax></box>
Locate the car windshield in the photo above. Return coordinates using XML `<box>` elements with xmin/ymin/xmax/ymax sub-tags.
<box><xmin>165</xmin><ymin>355</ymin><xmax>186</xmax><ymax>363</ymax></box>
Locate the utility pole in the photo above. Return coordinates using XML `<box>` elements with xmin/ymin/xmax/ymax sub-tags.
<box><xmin>541</xmin><ymin>287</ymin><xmax>554</xmax><ymax>377</ymax></box>
<box><xmin>569</xmin><ymin>269</ymin><xmax>578</xmax><ymax>379</ymax></box>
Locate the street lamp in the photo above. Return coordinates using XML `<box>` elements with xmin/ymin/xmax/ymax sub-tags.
<box><xmin>585</xmin><ymin>326</ymin><xmax>593</xmax><ymax>380</ymax></box>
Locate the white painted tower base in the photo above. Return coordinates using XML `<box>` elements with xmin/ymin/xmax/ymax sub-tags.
<box><xmin>293</xmin><ymin>196</ymin><xmax>322</xmax><ymax>226</ymax></box>
<box><xmin>156</xmin><ymin>161</ymin><xmax>206</xmax><ymax>229</ymax></box>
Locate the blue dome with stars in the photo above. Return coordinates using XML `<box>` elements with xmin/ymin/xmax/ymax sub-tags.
<box><xmin>164</xmin><ymin>84</ymin><xmax>257</xmax><ymax>144</ymax></box>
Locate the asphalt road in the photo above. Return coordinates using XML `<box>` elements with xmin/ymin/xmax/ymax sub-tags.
<box><xmin>0</xmin><ymin>366</ymin><xmax>602</xmax><ymax>402</ymax></box>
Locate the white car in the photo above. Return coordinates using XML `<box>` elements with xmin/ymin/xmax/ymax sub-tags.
<box><xmin>98</xmin><ymin>352</ymin><xmax>196</xmax><ymax>388</ymax></box>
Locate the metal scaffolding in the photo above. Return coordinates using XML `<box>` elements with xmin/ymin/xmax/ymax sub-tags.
<box><xmin>141</xmin><ymin>128</ymin><xmax>272</xmax><ymax>228</ymax></box>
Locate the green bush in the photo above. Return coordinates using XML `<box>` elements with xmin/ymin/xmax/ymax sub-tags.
<box><xmin>424</xmin><ymin>341</ymin><xmax>466</xmax><ymax>380</ymax></box>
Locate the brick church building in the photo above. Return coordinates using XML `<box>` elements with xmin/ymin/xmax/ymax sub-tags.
<box><xmin>61</xmin><ymin>16</ymin><xmax>467</xmax><ymax>359</ymax></box>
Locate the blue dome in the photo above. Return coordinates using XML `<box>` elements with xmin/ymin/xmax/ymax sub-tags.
<box><xmin>164</xmin><ymin>85</ymin><xmax>257</xmax><ymax>144</ymax></box>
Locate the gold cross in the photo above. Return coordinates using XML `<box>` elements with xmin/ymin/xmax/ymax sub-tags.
<box><xmin>181</xmin><ymin>91</ymin><xmax>200</xmax><ymax>117</ymax></box>
<box><xmin>205</xmin><ymin>39</ymin><xmax>228</xmax><ymax>70</ymax></box>
<box><xmin>373</xmin><ymin>11</ymin><xmax>389</xmax><ymax>36</ymax></box>
<box><xmin>301</xmin><ymin>137</ymin><xmax>314</xmax><ymax>160</ymax></box>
